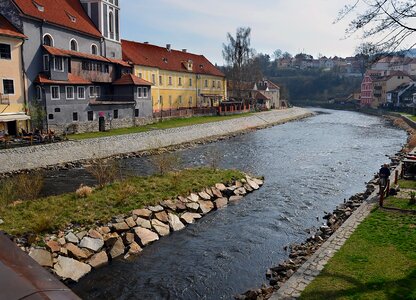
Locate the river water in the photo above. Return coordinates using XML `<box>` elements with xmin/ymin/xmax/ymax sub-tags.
<box><xmin>64</xmin><ymin>109</ymin><xmax>406</xmax><ymax>300</ymax></box>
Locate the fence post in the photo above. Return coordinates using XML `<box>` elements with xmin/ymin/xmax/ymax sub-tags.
<box><xmin>379</xmin><ymin>184</ymin><xmax>384</xmax><ymax>207</ymax></box>
<box><xmin>394</xmin><ymin>170</ymin><xmax>399</xmax><ymax>185</ymax></box>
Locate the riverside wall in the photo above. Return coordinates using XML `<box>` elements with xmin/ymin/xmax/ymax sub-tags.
<box><xmin>0</xmin><ymin>107</ymin><xmax>313</xmax><ymax>174</ymax></box>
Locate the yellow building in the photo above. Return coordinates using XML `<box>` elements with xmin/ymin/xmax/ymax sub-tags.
<box><xmin>0</xmin><ymin>15</ymin><xmax>29</xmax><ymax>135</ymax></box>
<box><xmin>122</xmin><ymin>40</ymin><xmax>226</xmax><ymax>112</ymax></box>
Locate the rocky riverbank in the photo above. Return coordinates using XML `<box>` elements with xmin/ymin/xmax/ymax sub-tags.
<box><xmin>9</xmin><ymin>174</ymin><xmax>263</xmax><ymax>283</ymax></box>
<box><xmin>0</xmin><ymin>107</ymin><xmax>313</xmax><ymax>175</ymax></box>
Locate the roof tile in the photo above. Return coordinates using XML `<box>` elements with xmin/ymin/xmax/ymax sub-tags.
<box><xmin>0</xmin><ymin>14</ymin><xmax>27</xmax><ymax>39</ymax></box>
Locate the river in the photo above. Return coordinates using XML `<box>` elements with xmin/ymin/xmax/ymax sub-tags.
<box><xmin>62</xmin><ymin>108</ymin><xmax>406</xmax><ymax>300</ymax></box>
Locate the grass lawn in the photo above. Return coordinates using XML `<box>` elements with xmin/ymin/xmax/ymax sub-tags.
<box><xmin>67</xmin><ymin>113</ymin><xmax>253</xmax><ymax>140</ymax></box>
<box><xmin>300</xmin><ymin>208</ymin><xmax>416</xmax><ymax>300</ymax></box>
<box><xmin>0</xmin><ymin>168</ymin><xmax>244</xmax><ymax>236</ymax></box>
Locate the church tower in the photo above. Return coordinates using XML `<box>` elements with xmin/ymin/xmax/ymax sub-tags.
<box><xmin>80</xmin><ymin>0</ymin><xmax>122</xmax><ymax>59</ymax></box>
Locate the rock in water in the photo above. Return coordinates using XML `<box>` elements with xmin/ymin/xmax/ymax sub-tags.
<box><xmin>87</xmin><ymin>251</ymin><xmax>108</xmax><ymax>268</ymax></box>
<box><xmin>180</xmin><ymin>212</ymin><xmax>202</xmax><ymax>224</ymax></box>
<box><xmin>109</xmin><ymin>237</ymin><xmax>125</xmax><ymax>259</ymax></box>
<box><xmin>214</xmin><ymin>197</ymin><xmax>228</xmax><ymax>209</ymax></box>
<box><xmin>151</xmin><ymin>219</ymin><xmax>170</xmax><ymax>236</ymax></box>
<box><xmin>54</xmin><ymin>256</ymin><xmax>91</xmax><ymax>282</ymax></box>
<box><xmin>168</xmin><ymin>213</ymin><xmax>185</xmax><ymax>231</ymax></box>
<box><xmin>134</xmin><ymin>227</ymin><xmax>159</xmax><ymax>246</ymax></box>
<box><xmin>198</xmin><ymin>200</ymin><xmax>214</xmax><ymax>214</ymax></box>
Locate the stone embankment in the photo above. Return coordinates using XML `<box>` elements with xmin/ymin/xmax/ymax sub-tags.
<box><xmin>0</xmin><ymin>107</ymin><xmax>313</xmax><ymax>174</ymax></box>
<box><xmin>14</xmin><ymin>174</ymin><xmax>263</xmax><ymax>282</ymax></box>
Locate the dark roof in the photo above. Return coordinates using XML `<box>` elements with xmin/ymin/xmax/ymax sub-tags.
<box><xmin>35</xmin><ymin>73</ymin><xmax>92</xmax><ymax>85</ymax></box>
<box><xmin>254</xmin><ymin>91</ymin><xmax>271</xmax><ymax>100</ymax></box>
<box><xmin>0</xmin><ymin>14</ymin><xmax>26</xmax><ymax>39</ymax></box>
<box><xmin>12</xmin><ymin>0</ymin><xmax>102</xmax><ymax>38</ymax></box>
<box><xmin>113</xmin><ymin>73</ymin><xmax>153</xmax><ymax>86</ymax></box>
<box><xmin>256</xmin><ymin>79</ymin><xmax>280</xmax><ymax>91</ymax></box>
<box><xmin>122</xmin><ymin>39</ymin><xmax>225</xmax><ymax>77</ymax></box>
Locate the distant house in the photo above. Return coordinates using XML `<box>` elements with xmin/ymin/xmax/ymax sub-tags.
<box><xmin>386</xmin><ymin>83</ymin><xmax>416</xmax><ymax>107</ymax></box>
<box><xmin>253</xmin><ymin>79</ymin><xmax>285</xmax><ymax>109</ymax></box>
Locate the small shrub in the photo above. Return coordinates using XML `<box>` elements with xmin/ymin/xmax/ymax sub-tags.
<box><xmin>31</xmin><ymin>214</ymin><xmax>53</xmax><ymax>233</ymax></box>
<box><xmin>410</xmin><ymin>191</ymin><xmax>416</xmax><ymax>205</ymax></box>
<box><xmin>76</xmin><ymin>185</ymin><xmax>93</xmax><ymax>198</ymax></box>
<box><xmin>86</xmin><ymin>158</ymin><xmax>120</xmax><ymax>188</ymax></box>
<box><xmin>117</xmin><ymin>182</ymin><xmax>137</xmax><ymax>203</ymax></box>
<box><xmin>0</xmin><ymin>173</ymin><xmax>43</xmax><ymax>210</ymax></box>
<box><xmin>151</xmin><ymin>152</ymin><xmax>180</xmax><ymax>175</ymax></box>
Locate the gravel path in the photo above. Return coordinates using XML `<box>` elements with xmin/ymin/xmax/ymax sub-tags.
<box><xmin>0</xmin><ymin>107</ymin><xmax>313</xmax><ymax>173</ymax></box>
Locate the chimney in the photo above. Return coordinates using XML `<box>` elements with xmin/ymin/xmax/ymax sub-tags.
<box><xmin>166</xmin><ymin>44</ymin><xmax>171</xmax><ymax>51</ymax></box>
<box><xmin>182</xmin><ymin>49</ymin><xmax>187</xmax><ymax>53</ymax></box>
<box><xmin>144</xmin><ymin>41</ymin><xmax>149</xmax><ymax>44</ymax></box>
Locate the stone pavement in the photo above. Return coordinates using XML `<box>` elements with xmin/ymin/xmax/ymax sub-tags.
<box><xmin>270</xmin><ymin>191</ymin><xmax>379</xmax><ymax>300</ymax></box>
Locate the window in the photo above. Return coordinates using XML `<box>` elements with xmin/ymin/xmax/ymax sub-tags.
<box><xmin>36</xmin><ymin>86</ymin><xmax>42</xmax><ymax>100</ymax></box>
<box><xmin>0</xmin><ymin>44</ymin><xmax>11</xmax><ymax>59</ymax></box>
<box><xmin>135</xmin><ymin>109</ymin><xmax>139</xmax><ymax>117</ymax></box>
<box><xmin>168</xmin><ymin>76</ymin><xmax>172</xmax><ymax>85</ymax></box>
<box><xmin>54</xmin><ymin>57</ymin><xmax>64</xmax><ymax>71</ymax></box>
<box><xmin>54</xmin><ymin>108</ymin><xmax>60</xmax><ymax>112</ymax></box>
<box><xmin>66</xmin><ymin>86</ymin><xmax>74</xmax><ymax>99</ymax></box>
<box><xmin>3</xmin><ymin>79</ymin><xmax>14</xmax><ymax>95</ymax></box>
<box><xmin>137</xmin><ymin>87</ymin><xmax>142</xmax><ymax>98</ymax></box>
<box><xmin>204</xmin><ymin>80</ymin><xmax>208</xmax><ymax>88</ymax></box>
<box><xmin>169</xmin><ymin>95</ymin><xmax>172</xmax><ymax>107</ymax></box>
<box><xmin>70</xmin><ymin>39</ymin><xmax>78</xmax><ymax>51</ymax></box>
<box><xmin>43</xmin><ymin>55</ymin><xmax>50</xmax><ymax>71</ymax></box>
<box><xmin>91</xmin><ymin>44</ymin><xmax>98</xmax><ymax>55</ymax></box>
<box><xmin>189</xmin><ymin>78</ymin><xmax>192</xmax><ymax>87</ymax></box>
<box><xmin>89</xmin><ymin>86</ymin><xmax>95</xmax><ymax>98</ymax></box>
<box><xmin>143</xmin><ymin>87</ymin><xmax>148</xmax><ymax>98</ymax></box>
<box><xmin>152</xmin><ymin>74</ymin><xmax>156</xmax><ymax>84</ymax></box>
<box><xmin>159</xmin><ymin>95</ymin><xmax>163</xmax><ymax>105</ymax></box>
<box><xmin>77</xmin><ymin>86</ymin><xmax>85</xmax><ymax>99</ymax></box>
<box><xmin>94</xmin><ymin>86</ymin><xmax>100</xmax><ymax>97</ymax></box>
<box><xmin>217</xmin><ymin>81</ymin><xmax>221</xmax><ymax>88</ymax></box>
<box><xmin>159</xmin><ymin>75</ymin><xmax>163</xmax><ymax>85</ymax></box>
<box><xmin>51</xmin><ymin>86</ymin><xmax>60</xmax><ymax>100</ymax></box>
<box><xmin>89</xmin><ymin>86</ymin><xmax>100</xmax><ymax>98</ymax></box>
<box><xmin>73</xmin><ymin>112</ymin><xmax>78</xmax><ymax>121</ymax></box>
<box><xmin>43</xmin><ymin>34</ymin><xmax>53</xmax><ymax>46</ymax></box>
<box><xmin>138</xmin><ymin>73</ymin><xmax>142</xmax><ymax>78</ymax></box>
<box><xmin>178</xmin><ymin>77</ymin><xmax>182</xmax><ymax>86</ymax></box>
<box><xmin>48</xmin><ymin>114</ymin><xmax>54</xmax><ymax>120</ymax></box>
<box><xmin>189</xmin><ymin>96</ymin><xmax>193</xmax><ymax>107</ymax></box>
<box><xmin>87</xmin><ymin>111</ymin><xmax>93</xmax><ymax>121</ymax></box>
<box><xmin>109</xmin><ymin>11</ymin><xmax>114</xmax><ymax>35</ymax></box>
<box><xmin>212</xmin><ymin>80</ymin><xmax>215</xmax><ymax>88</ymax></box>
<box><xmin>178</xmin><ymin>95</ymin><xmax>182</xmax><ymax>105</ymax></box>
<box><xmin>113</xmin><ymin>109</ymin><xmax>118</xmax><ymax>119</ymax></box>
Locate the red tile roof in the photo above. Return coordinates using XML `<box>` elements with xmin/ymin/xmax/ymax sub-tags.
<box><xmin>0</xmin><ymin>15</ymin><xmax>27</xmax><ymax>39</ymax></box>
<box><xmin>35</xmin><ymin>73</ymin><xmax>92</xmax><ymax>85</ymax></box>
<box><xmin>113</xmin><ymin>73</ymin><xmax>152</xmax><ymax>86</ymax></box>
<box><xmin>121</xmin><ymin>40</ymin><xmax>225</xmax><ymax>77</ymax></box>
<box><xmin>12</xmin><ymin>0</ymin><xmax>102</xmax><ymax>38</ymax></box>
<box><xmin>107</xmin><ymin>57</ymin><xmax>131</xmax><ymax>68</ymax></box>
<box><xmin>255</xmin><ymin>91</ymin><xmax>271</xmax><ymax>101</ymax></box>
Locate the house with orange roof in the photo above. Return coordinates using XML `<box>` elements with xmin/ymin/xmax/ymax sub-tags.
<box><xmin>122</xmin><ymin>40</ymin><xmax>227</xmax><ymax>113</ymax></box>
<box><xmin>0</xmin><ymin>0</ymin><xmax>153</xmax><ymax>133</ymax></box>
<box><xmin>0</xmin><ymin>14</ymin><xmax>29</xmax><ymax>135</ymax></box>
<box><xmin>253</xmin><ymin>79</ymin><xmax>285</xmax><ymax>109</ymax></box>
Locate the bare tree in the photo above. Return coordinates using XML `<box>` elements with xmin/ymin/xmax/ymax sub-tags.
<box><xmin>354</xmin><ymin>42</ymin><xmax>381</xmax><ymax>77</ymax></box>
<box><xmin>222</xmin><ymin>27</ymin><xmax>255</xmax><ymax>101</ymax></box>
<box><xmin>338</xmin><ymin>1</ymin><xmax>416</xmax><ymax>52</ymax></box>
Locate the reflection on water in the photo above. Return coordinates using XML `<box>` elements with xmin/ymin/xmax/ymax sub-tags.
<box><xmin>63</xmin><ymin>109</ymin><xmax>406</xmax><ymax>299</ymax></box>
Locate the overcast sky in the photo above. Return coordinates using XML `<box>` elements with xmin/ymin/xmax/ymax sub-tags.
<box><xmin>121</xmin><ymin>0</ymin><xmax>363</xmax><ymax>65</ymax></box>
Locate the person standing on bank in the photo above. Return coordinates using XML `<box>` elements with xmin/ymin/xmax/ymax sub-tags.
<box><xmin>379</xmin><ymin>163</ymin><xmax>391</xmax><ymax>189</ymax></box>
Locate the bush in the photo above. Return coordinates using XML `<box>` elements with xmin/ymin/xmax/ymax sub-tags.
<box><xmin>86</xmin><ymin>158</ymin><xmax>121</xmax><ymax>188</ymax></box>
<box><xmin>0</xmin><ymin>173</ymin><xmax>43</xmax><ymax>210</ymax></box>
<box><xmin>75</xmin><ymin>185</ymin><xmax>93</xmax><ymax>198</ymax></box>
<box><xmin>150</xmin><ymin>151</ymin><xmax>180</xmax><ymax>175</ymax></box>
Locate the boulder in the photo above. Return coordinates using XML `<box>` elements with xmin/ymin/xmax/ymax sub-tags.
<box><xmin>244</xmin><ymin>183</ymin><xmax>253</xmax><ymax>192</ymax></box>
<box><xmin>87</xmin><ymin>251</ymin><xmax>108</xmax><ymax>268</ymax></box>
<box><xmin>175</xmin><ymin>200</ymin><xmax>187</xmax><ymax>211</ymax></box>
<box><xmin>109</xmin><ymin>237</ymin><xmax>125</xmax><ymax>259</ymax></box>
<box><xmin>168</xmin><ymin>213</ymin><xmax>185</xmax><ymax>231</ymax></box>
<box><xmin>97</xmin><ymin>226</ymin><xmax>111</xmax><ymax>235</ymax></box>
<box><xmin>88</xmin><ymin>229</ymin><xmax>103</xmax><ymax>240</ymax></box>
<box><xmin>79</xmin><ymin>237</ymin><xmax>104</xmax><ymax>252</ymax></box>
<box><xmin>65</xmin><ymin>243</ymin><xmax>89</xmax><ymax>260</ymax></box>
<box><xmin>112</xmin><ymin>222</ymin><xmax>130</xmax><ymax>232</ymax></box>
<box><xmin>46</xmin><ymin>241</ymin><xmax>61</xmax><ymax>253</ymax></box>
<box><xmin>198</xmin><ymin>191</ymin><xmax>211</xmax><ymax>200</ymax></box>
<box><xmin>155</xmin><ymin>211</ymin><xmax>169</xmax><ymax>223</ymax></box>
<box><xmin>57</xmin><ymin>237</ymin><xmax>66</xmax><ymax>246</ymax></box>
<box><xmin>215</xmin><ymin>183</ymin><xmax>227</xmax><ymax>191</ymax></box>
<box><xmin>234</xmin><ymin>187</ymin><xmax>247</xmax><ymax>196</ymax></box>
<box><xmin>251</xmin><ymin>177</ymin><xmax>263</xmax><ymax>186</ymax></box>
<box><xmin>124</xmin><ymin>232</ymin><xmax>135</xmax><ymax>245</ymax></box>
<box><xmin>125</xmin><ymin>217</ymin><xmax>137</xmax><ymax>228</ymax></box>
<box><xmin>134</xmin><ymin>227</ymin><xmax>159</xmax><ymax>246</ymax></box>
<box><xmin>128</xmin><ymin>242</ymin><xmax>143</xmax><ymax>255</ymax></box>
<box><xmin>229</xmin><ymin>195</ymin><xmax>243</xmax><ymax>202</ymax></box>
<box><xmin>180</xmin><ymin>212</ymin><xmax>202</xmax><ymax>224</ymax></box>
<box><xmin>132</xmin><ymin>208</ymin><xmax>152</xmax><ymax>219</ymax></box>
<box><xmin>187</xmin><ymin>193</ymin><xmax>199</xmax><ymax>202</ymax></box>
<box><xmin>186</xmin><ymin>202</ymin><xmax>200</xmax><ymax>211</ymax></box>
<box><xmin>65</xmin><ymin>232</ymin><xmax>79</xmax><ymax>244</ymax></box>
<box><xmin>235</xmin><ymin>181</ymin><xmax>243</xmax><ymax>188</ymax></box>
<box><xmin>160</xmin><ymin>200</ymin><xmax>177</xmax><ymax>211</ymax></box>
<box><xmin>103</xmin><ymin>232</ymin><xmax>119</xmax><ymax>244</ymax></box>
<box><xmin>136</xmin><ymin>217</ymin><xmax>152</xmax><ymax>229</ymax></box>
<box><xmin>214</xmin><ymin>197</ymin><xmax>228</xmax><ymax>209</ymax></box>
<box><xmin>246</xmin><ymin>179</ymin><xmax>259</xmax><ymax>190</ymax></box>
<box><xmin>148</xmin><ymin>205</ymin><xmax>164</xmax><ymax>212</ymax></box>
<box><xmin>211</xmin><ymin>187</ymin><xmax>223</xmax><ymax>198</ymax></box>
<box><xmin>178</xmin><ymin>196</ymin><xmax>189</xmax><ymax>203</ymax></box>
<box><xmin>75</xmin><ymin>231</ymin><xmax>87</xmax><ymax>240</ymax></box>
<box><xmin>54</xmin><ymin>256</ymin><xmax>91</xmax><ymax>282</ymax></box>
<box><xmin>205</xmin><ymin>188</ymin><xmax>214</xmax><ymax>197</ymax></box>
<box><xmin>29</xmin><ymin>248</ymin><xmax>53</xmax><ymax>267</ymax></box>
<box><xmin>151</xmin><ymin>219</ymin><xmax>170</xmax><ymax>236</ymax></box>
<box><xmin>198</xmin><ymin>200</ymin><xmax>214</xmax><ymax>214</ymax></box>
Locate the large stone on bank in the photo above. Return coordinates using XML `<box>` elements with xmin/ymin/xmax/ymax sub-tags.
<box><xmin>234</xmin><ymin>187</ymin><xmax>247</xmax><ymax>196</ymax></box>
<box><xmin>29</xmin><ymin>248</ymin><xmax>53</xmax><ymax>267</ymax></box>
<box><xmin>246</xmin><ymin>178</ymin><xmax>259</xmax><ymax>190</ymax></box>
<box><xmin>175</xmin><ymin>200</ymin><xmax>187</xmax><ymax>211</ymax></box>
<box><xmin>244</xmin><ymin>183</ymin><xmax>253</xmax><ymax>192</ymax></box>
<box><xmin>79</xmin><ymin>237</ymin><xmax>104</xmax><ymax>252</ymax></box>
<box><xmin>186</xmin><ymin>202</ymin><xmax>200</xmax><ymax>211</ymax></box>
<box><xmin>103</xmin><ymin>232</ymin><xmax>119</xmax><ymax>245</ymax></box>
<box><xmin>109</xmin><ymin>237</ymin><xmax>125</xmax><ymax>259</ymax></box>
<box><xmin>160</xmin><ymin>200</ymin><xmax>177</xmax><ymax>211</ymax></box>
<box><xmin>86</xmin><ymin>251</ymin><xmax>108</xmax><ymax>268</ymax></box>
<box><xmin>65</xmin><ymin>243</ymin><xmax>89</xmax><ymax>260</ymax></box>
<box><xmin>148</xmin><ymin>205</ymin><xmax>164</xmax><ymax>212</ymax></box>
<box><xmin>46</xmin><ymin>240</ymin><xmax>61</xmax><ymax>253</ymax></box>
<box><xmin>198</xmin><ymin>200</ymin><xmax>214</xmax><ymax>214</ymax></box>
<box><xmin>151</xmin><ymin>219</ymin><xmax>170</xmax><ymax>236</ymax></box>
<box><xmin>214</xmin><ymin>197</ymin><xmax>228</xmax><ymax>209</ymax></box>
<box><xmin>128</xmin><ymin>242</ymin><xmax>143</xmax><ymax>255</ymax></box>
<box><xmin>155</xmin><ymin>211</ymin><xmax>169</xmax><ymax>223</ymax></box>
<box><xmin>168</xmin><ymin>213</ymin><xmax>185</xmax><ymax>231</ymax></box>
<box><xmin>54</xmin><ymin>256</ymin><xmax>91</xmax><ymax>282</ymax></box>
<box><xmin>88</xmin><ymin>229</ymin><xmax>103</xmax><ymax>240</ymax></box>
<box><xmin>229</xmin><ymin>195</ymin><xmax>243</xmax><ymax>202</ymax></box>
<box><xmin>132</xmin><ymin>208</ymin><xmax>152</xmax><ymax>219</ymax></box>
<box><xmin>250</xmin><ymin>177</ymin><xmax>263</xmax><ymax>186</ymax></box>
<box><xmin>211</xmin><ymin>187</ymin><xmax>223</xmax><ymax>198</ymax></box>
<box><xmin>198</xmin><ymin>191</ymin><xmax>211</xmax><ymax>200</ymax></box>
<box><xmin>180</xmin><ymin>212</ymin><xmax>202</xmax><ymax>224</ymax></box>
<box><xmin>112</xmin><ymin>222</ymin><xmax>130</xmax><ymax>232</ymax></box>
<box><xmin>65</xmin><ymin>232</ymin><xmax>79</xmax><ymax>244</ymax></box>
<box><xmin>187</xmin><ymin>193</ymin><xmax>199</xmax><ymax>202</ymax></box>
<box><xmin>215</xmin><ymin>183</ymin><xmax>227</xmax><ymax>191</ymax></box>
<box><xmin>136</xmin><ymin>217</ymin><xmax>152</xmax><ymax>229</ymax></box>
<box><xmin>134</xmin><ymin>227</ymin><xmax>159</xmax><ymax>246</ymax></box>
<box><xmin>125</xmin><ymin>217</ymin><xmax>137</xmax><ymax>228</ymax></box>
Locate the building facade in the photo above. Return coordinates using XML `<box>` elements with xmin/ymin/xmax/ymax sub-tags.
<box><xmin>122</xmin><ymin>40</ymin><xmax>227</xmax><ymax>112</ymax></box>
<box><xmin>0</xmin><ymin>14</ymin><xmax>29</xmax><ymax>135</ymax></box>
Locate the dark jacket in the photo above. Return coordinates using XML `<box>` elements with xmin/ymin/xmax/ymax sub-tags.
<box><xmin>379</xmin><ymin>166</ymin><xmax>391</xmax><ymax>178</ymax></box>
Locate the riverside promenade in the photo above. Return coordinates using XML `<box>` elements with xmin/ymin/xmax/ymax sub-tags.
<box><xmin>0</xmin><ymin>107</ymin><xmax>313</xmax><ymax>174</ymax></box>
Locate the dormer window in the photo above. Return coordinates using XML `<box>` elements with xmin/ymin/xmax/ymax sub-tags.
<box><xmin>162</xmin><ymin>58</ymin><xmax>168</xmax><ymax>63</ymax></box>
<box><xmin>32</xmin><ymin>0</ymin><xmax>44</xmax><ymax>12</ymax></box>
<box><xmin>66</xmin><ymin>11</ymin><xmax>77</xmax><ymax>23</ymax></box>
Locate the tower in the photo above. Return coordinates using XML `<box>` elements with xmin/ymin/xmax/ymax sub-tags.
<box><xmin>80</xmin><ymin>0</ymin><xmax>122</xmax><ymax>59</ymax></box>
